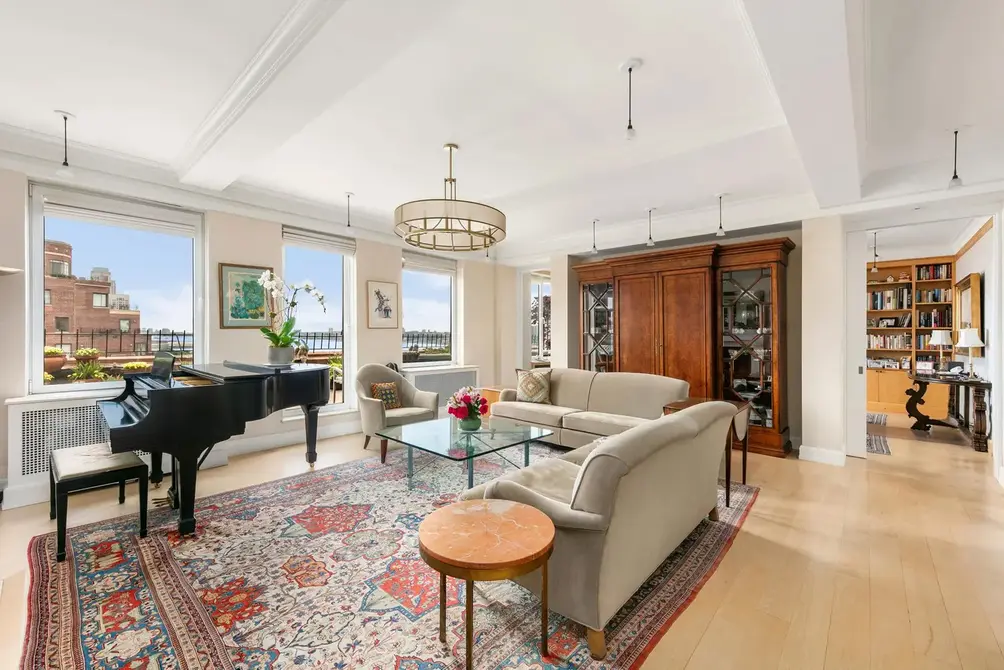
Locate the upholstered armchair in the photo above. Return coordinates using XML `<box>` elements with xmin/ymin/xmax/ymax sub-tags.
<box><xmin>461</xmin><ymin>401</ymin><xmax>736</xmax><ymax>659</ymax></box>
<box><xmin>356</xmin><ymin>364</ymin><xmax>439</xmax><ymax>463</ymax></box>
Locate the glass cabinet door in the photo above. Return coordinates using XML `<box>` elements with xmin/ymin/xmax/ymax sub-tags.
<box><xmin>582</xmin><ymin>282</ymin><xmax>614</xmax><ymax>372</ymax></box>
<box><xmin>721</xmin><ymin>268</ymin><xmax>773</xmax><ymax>428</ymax></box>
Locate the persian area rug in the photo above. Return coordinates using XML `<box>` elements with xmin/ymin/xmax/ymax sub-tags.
<box><xmin>866</xmin><ymin>412</ymin><xmax>888</xmax><ymax>425</ymax></box>
<box><xmin>22</xmin><ymin>445</ymin><xmax>757</xmax><ymax>669</ymax></box>
<box><xmin>867</xmin><ymin>433</ymin><xmax>892</xmax><ymax>455</ymax></box>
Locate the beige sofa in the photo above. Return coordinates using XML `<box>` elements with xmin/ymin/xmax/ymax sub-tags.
<box><xmin>461</xmin><ymin>401</ymin><xmax>737</xmax><ymax>659</ymax></box>
<box><xmin>492</xmin><ymin>369</ymin><xmax>690</xmax><ymax>447</ymax></box>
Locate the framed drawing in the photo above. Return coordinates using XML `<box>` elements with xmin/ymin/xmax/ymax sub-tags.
<box><xmin>219</xmin><ymin>263</ymin><xmax>271</xmax><ymax>329</ymax></box>
<box><xmin>367</xmin><ymin>280</ymin><xmax>399</xmax><ymax>329</ymax></box>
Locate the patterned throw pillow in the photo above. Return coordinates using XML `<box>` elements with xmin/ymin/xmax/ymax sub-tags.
<box><xmin>516</xmin><ymin>369</ymin><xmax>552</xmax><ymax>404</ymax></box>
<box><xmin>371</xmin><ymin>382</ymin><xmax>402</xmax><ymax>410</ymax></box>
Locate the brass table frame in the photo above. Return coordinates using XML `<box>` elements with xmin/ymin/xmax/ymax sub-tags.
<box><xmin>419</xmin><ymin>543</ymin><xmax>554</xmax><ymax>669</ymax></box>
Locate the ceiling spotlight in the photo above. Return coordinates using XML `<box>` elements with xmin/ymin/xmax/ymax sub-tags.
<box><xmin>590</xmin><ymin>218</ymin><xmax>600</xmax><ymax>255</ymax></box>
<box><xmin>716</xmin><ymin>194</ymin><xmax>726</xmax><ymax>238</ymax></box>
<box><xmin>871</xmin><ymin>231</ymin><xmax>879</xmax><ymax>273</ymax></box>
<box><xmin>621</xmin><ymin>59</ymin><xmax>642</xmax><ymax>141</ymax></box>
<box><xmin>54</xmin><ymin>110</ymin><xmax>74</xmax><ymax>178</ymax></box>
<box><xmin>948</xmin><ymin>129</ymin><xmax>963</xmax><ymax>189</ymax></box>
<box><xmin>646</xmin><ymin>208</ymin><xmax>655</xmax><ymax>247</ymax></box>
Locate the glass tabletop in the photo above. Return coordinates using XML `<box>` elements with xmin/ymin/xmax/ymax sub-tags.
<box><xmin>376</xmin><ymin>417</ymin><xmax>553</xmax><ymax>461</ymax></box>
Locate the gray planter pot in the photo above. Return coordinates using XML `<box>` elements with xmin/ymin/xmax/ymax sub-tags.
<box><xmin>267</xmin><ymin>345</ymin><xmax>295</xmax><ymax>366</ymax></box>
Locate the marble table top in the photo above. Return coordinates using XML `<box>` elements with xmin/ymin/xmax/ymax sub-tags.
<box><xmin>418</xmin><ymin>499</ymin><xmax>555</xmax><ymax>570</ymax></box>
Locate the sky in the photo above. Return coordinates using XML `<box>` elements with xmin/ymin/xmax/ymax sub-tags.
<box><xmin>45</xmin><ymin>217</ymin><xmax>454</xmax><ymax>334</ymax></box>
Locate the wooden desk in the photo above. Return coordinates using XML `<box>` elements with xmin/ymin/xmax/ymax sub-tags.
<box><xmin>664</xmin><ymin>398</ymin><xmax>750</xmax><ymax>508</ymax></box>
<box><xmin>907</xmin><ymin>374</ymin><xmax>992</xmax><ymax>452</ymax></box>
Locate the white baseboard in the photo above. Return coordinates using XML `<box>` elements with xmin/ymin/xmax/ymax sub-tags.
<box><xmin>798</xmin><ymin>444</ymin><xmax>846</xmax><ymax>467</ymax></box>
<box><xmin>0</xmin><ymin>418</ymin><xmax>363</xmax><ymax>510</ymax></box>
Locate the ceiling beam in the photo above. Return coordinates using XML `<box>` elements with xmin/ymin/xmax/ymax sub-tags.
<box><xmin>175</xmin><ymin>0</ymin><xmax>460</xmax><ymax>191</ymax></box>
<box><xmin>740</xmin><ymin>0</ymin><xmax>863</xmax><ymax>207</ymax></box>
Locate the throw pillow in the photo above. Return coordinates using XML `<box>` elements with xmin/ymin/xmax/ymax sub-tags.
<box><xmin>371</xmin><ymin>382</ymin><xmax>402</xmax><ymax>410</ymax></box>
<box><xmin>516</xmin><ymin>368</ymin><xmax>552</xmax><ymax>404</ymax></box>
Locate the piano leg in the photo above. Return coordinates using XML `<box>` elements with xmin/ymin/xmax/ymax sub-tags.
<box><xmin>302</xmin><ymin>404</ymin><xmax>320</xmax><ymax>469</ymax></box>
<box><xmin>149</xmin><ymin>450</ymin><xmax>164</xmax><ymax>489</ymax></box>
<box><xmin>174</xmin><ymin>455</ymin><xmax>200</xmax><ymax>536</ymax></box>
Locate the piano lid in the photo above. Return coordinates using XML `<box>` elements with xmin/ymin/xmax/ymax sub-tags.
<box><xmin>180</xmin><ymin>361</ymin><xmax>329</xmax><ymax>381</ymax></box>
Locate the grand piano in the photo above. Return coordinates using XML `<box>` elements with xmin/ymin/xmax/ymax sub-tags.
<box><xmin>98</xmin><ymin>353</ymin><xmax>329</xmax><ymax>536</ymax></box>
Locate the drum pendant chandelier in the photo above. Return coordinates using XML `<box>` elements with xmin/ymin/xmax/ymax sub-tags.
<box><xmin>394</xmin><ymin>143</ymin><xmax>506</xmax><ymax>252</ymax></box>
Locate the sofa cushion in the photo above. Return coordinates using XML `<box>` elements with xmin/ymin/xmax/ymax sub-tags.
<box><xmin>562</xmin><ymin>411</ymin><xmax>647</xmax><ymax>437</ymax></box>
<box><xmin>385</xmin><ymin>407</ymin><xmax>434</xmax><ymax>426</ymax></box>
<box><xmin>549</xmin><ymin>368</ymin><xmax>597</xmax><ymax>410</ymax></box>
<box><xmin>491</xmin><ymin>401</ymin><xmax>579</xmax><ymax>427</ymax></box>
<box><xmin>516</xmin><ymin>369</ymin><xmax>552</xmax><ymax>404</ymax></box>
<box><xmin>462</xmin><ymin>457</ymin><xmax>581</xmax><ymax>505</ymax></box>
<box><xmin>586</xmin><ymin>372</ymin><xmax>689</xmax><ymax>419</ymax></box>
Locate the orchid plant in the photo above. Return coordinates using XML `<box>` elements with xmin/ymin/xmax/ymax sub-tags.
<box><xmin>257</xmin><ymin>270</ymin><xmax>326</xmax><ymax>349</ymax></box>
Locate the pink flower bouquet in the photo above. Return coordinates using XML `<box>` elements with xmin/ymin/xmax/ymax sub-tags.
<box><xmin>447</xmin><ymin>386</ymin><xmax>489</xmax><ymax>429</ymax></box>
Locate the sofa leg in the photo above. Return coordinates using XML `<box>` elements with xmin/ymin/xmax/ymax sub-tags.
<box><xmin>586</xmin><ymin>628</ymin><xmax>606</xmax><ymax>660</ymax></box>
<box><xmin>380</xmin><ymin>439</ymin><xmax>388</xmax><ymax>464</ymax></box>
<box><xmin>363</xmin><ymin>435</ymin><xmax>371</xmax><ymax>450</ymax></box>
<box><xmin>709</xmin><ymin>505</ymin><xmax>720</xmax><ymax>521</ymax></box>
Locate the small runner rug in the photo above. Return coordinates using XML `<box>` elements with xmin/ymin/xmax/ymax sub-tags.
<box><xmin>866</xmin><ymin>412</ymin><xmax>888</xmax><ymax>425</ymax></box>
<box><xmin>867</xmin><ymin>433</ymin><xmax>892</xmax><ymax>455</ymax></box>
<box><xmin>21</xmin><ymin>445</ymin><xmax>757</xmax><ymax>669</ymax></box>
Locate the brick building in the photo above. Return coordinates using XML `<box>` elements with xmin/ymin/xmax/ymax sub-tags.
<box><xmin>44</xmin><ymin>240</ymin><xmax>141</xmax><ymax>351</ymax></box>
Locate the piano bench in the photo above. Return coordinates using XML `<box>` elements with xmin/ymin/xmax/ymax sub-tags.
<box><xmin>49</xmin><ymin>444</ymin><xmax>149</xmax><ymax>563</ymax></box>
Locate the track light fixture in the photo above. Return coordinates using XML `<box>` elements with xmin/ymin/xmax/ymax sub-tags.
<box><xmin>54</xmin><ymin>110</ymin><xmax>74</xmax><ymax>178</ymax></box>
<box><xmin>646</xmin><ymin>208</ymin><xmax>655</xmax><ymax>247</ymax></box>
<box><xmin>621</xmin><ymin>59</ymin><xmax>642</xmax><ymax>140</ymax></box>
<box><xmin>948</xmin><ymin>129</ymin><xmax>963</xmax><ymax>189</ymax></box>
<box><xmin>716</xmin><ymin>194</ymin><xmax>726</xmax><ymax>238</ymax></box>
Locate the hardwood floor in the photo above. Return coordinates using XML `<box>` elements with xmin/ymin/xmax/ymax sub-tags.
<box><xmin>0</xmin><ymin>416</ymin><xmax>1001</xmax><ymax>669</ymax></box>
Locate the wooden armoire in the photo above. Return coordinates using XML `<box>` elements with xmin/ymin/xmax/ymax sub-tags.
<box><xmin>573</xmin><ymin>237</ymin><xmax>794</xmax><ymax>457</ymax></box>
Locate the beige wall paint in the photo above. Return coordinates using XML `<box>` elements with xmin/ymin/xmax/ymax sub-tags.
<box><xmin>0</xmin><ymin>170</ymin><xmax>27</xmax><ymax>480</ymax></box>
<box><xmin>954</xmin><ymin>227</ymin><xmax>993</xmax><ymax>381</ymax></box>
<box><xmin>494</xmin><ymin>264</ymin><xmax>519</xmax><ymax>388</ymax></box>
<box><xmin>800</xmin><ymin>217</ymin><xmax>846</xmax><ymax>459</ymax></box>
<box><xmin>458</xmin><ymin>259</ymin><xmax>496</xmax><ymax>385</ymax></box>
<box><xmin>548</xmin><ymin>255</ymin><xmax>579</xmax><ymax>368</ymax></box>
<box><xmin>355</xmin><ymin>239</ymin><xmax>402</xmax><ymax>370</ymax></box>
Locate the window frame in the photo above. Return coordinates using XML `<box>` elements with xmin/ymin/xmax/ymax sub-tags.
<box><xmin>400</xmin><ymin>265</ymin><xmax>457</xmax><ymax>370</ymax></box>
<box><xmin>92</xmin><ymin>292</ymin><xmax>109</xmax><ymax>308</ymax></box>
<box><xmin>280</xmin><ymin>230</ymin><xmax>356</xmax><ymax>415</ymax></box>
<box><xmin>53</xmin><ymin>316</ymin><xmax>70</xmax><ymax>333</ymax></box>
<box><xmin>28</xmin><ymin>184</ymin><xmax>205</xmax><ymax>395</ymax></box>
<box><xmin>119</xmin><ymin>319</ymin><xmax>131</xmax><ymax>333</ymax></box>
<box><xmin>529</xmin><ymin>273</ymin><xmax>551</xmax><ymax>363</ymax></box>
<box><xmin>43</xmin><ymin>289</ymin><xmax>51</xmax><ymax>305</ymax></box>
<box><xmin>48</xmin><ymin>259</ymin><xmax>69</xmax><ymax>277</ymax></box>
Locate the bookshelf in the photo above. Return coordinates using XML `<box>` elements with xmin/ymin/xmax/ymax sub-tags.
<box><xmin>866</xmin><ymin>256</ymin><xmax>954</xmax><ymax>414</ymax></box>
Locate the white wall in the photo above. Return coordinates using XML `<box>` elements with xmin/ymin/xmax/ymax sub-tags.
<box><xmin>458</xmin><ymin>259</ymin><xmax>497</xmax><ymax>385</ymax></box>
<box><xmin>953</xmin><ymin>225</ymin><xmax>993</xmax><ymax>381</ymax></box>
<box><xmin>355</xmin><ymin>239</ymin><xmax>402</xmax><ymax>369</ymax></box>
<box><xmin>548</xmin><ymin>254</ymin><xmax>579</xmax><ymax>368</ymax></box>
<box><xmin>800</xmin><ymin>217</ymin><xmax>848</xmax><ymax>465</ymax></box>
<box><xmin>494</xmin><ymin>264</ymin><xmax>519</xmax><ymax>388</ymax></box>
<box><xmin>0</xmin><ymin>170</ymin><xmax>27</xmax><ymax>481</ymax></box>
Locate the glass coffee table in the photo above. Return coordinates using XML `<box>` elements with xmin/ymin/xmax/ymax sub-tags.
<box><xmin>376</xmin><ymin>417</ymin><xmax>554</xmax><ymax>489</ymax></box>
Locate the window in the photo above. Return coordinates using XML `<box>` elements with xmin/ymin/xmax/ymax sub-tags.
<box><xmin>529</xmin><ymin>273</ymin><xmax>551</xmax><ymax>362</ymax></box>
<box><xmin>402</xmin><ymin>252</ymin><xmax>456</xmax><ymax>366</ymax></box>
<box><xmin>30</xmin><ymin>185</ymin><xmax>203</xmax><ymax>392</ymax></box>
<box><xmin>282</xmin><ymin>226</ymin><xmax>355</xmax><ymax>410</ymax></box>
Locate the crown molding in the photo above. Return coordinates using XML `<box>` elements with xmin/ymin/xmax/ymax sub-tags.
<box><xmin>173</xmin><ymin>0</ymin><xmax>344</xmax><ymax>180</ymax></box>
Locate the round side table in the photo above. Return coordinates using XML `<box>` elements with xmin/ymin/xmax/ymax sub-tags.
<box><xmin>418</xmin><ymin>499</ymin><xmax>555</xmax><ymax>670</ymax></box>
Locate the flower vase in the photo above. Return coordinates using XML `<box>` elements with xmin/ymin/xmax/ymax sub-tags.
<box><xmin>267</xmin><ymin>345</ymin><xmax>295</xmax><ymax>366</ymax></box>
<box><xmin>458</xmin><ymin>416</ymin><xmax>482</xmax><ymax>432</ymax></box>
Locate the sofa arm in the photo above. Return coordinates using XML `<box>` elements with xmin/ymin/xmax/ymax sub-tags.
<box><xmin>484</xmin><ymin>480</ymin><xmax>609</xmax><ymax>532</ymax></box>
<box><xmin>358</xmin><ymin>396</ymin><xmax>387</xmax><ymax>436</ymax></box>
<box><xmin>500</xmin><ymin>389</ymin><xmax>516</xmax><ymax>402</ymax></box>
<box><xmin>413</xmin><ymin>389</ymin><xmax>439</xmax><ymax>416</ymax></box>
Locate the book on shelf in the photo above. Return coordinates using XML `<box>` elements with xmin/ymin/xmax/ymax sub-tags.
<box><xmin>916</xmin><ymin>305</ymin><xmax>953</xmax><ymax>328</ymax></box>
<box><xmin>867</xmin><ymin>333</ymin><xmax>913</xmax><ymax>350</ymax></box>
<box><xmin>915</xmin><ymin>287</ymin><xmax>951</xmax><ymax>303</ymax></box>
<box><xmin>916</xmin><ymin>263</ymin><xmax>952</xmax><ymax>281</ymax></box>
<box><xmin>868</xmin><ymin>286</ymin><xmax>912</xmax><ymax>310</ymax></box>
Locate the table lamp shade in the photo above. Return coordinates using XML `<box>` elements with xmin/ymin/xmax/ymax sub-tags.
<box><xmin>929</xmin><ymin>330</ymin><xmax>953</xmax><ymax>347</ymax></box>
<box><xmin>957</xmin><ymin>328</ymin><xmax>984</xmax><ymax>348</ymax></box>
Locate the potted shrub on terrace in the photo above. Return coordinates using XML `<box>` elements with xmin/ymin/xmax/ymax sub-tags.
<box><xmin>43</xmin><ymin>346</ymin><xmax>66</xmax><ymax>374</ymax></box>
<box><xmin>73</xmin><ymin>347</ymin><xmax>101</xmax><ymax>364</ymax></box>
<box><xmin>69</xmin><ymin>360</ymin><xmax>107</xmax><ymax>383</ymax></box>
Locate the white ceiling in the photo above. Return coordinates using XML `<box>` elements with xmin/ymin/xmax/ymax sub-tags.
<box><xmin>0</xmin><ymin>0</ymin><xmax>1003</xmax><ymax>262</ymax></box>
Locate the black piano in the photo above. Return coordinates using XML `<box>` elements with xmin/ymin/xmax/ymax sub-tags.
<box><xmin>98</xmin><ymin>353</ymin><xmax>329</xmax><ymax>536</ymax></box>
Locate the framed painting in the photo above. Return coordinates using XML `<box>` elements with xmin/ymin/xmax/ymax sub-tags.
<box><xmin>219</xmin><ymin>263</ymin><xmax>272</xmax><ymax>329</ymax></box>
<box><xmin>367</xmin><ymin>280</ymin><xmax>399</xmax><ymax>329</ymax></box>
